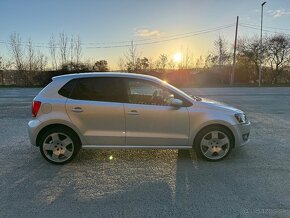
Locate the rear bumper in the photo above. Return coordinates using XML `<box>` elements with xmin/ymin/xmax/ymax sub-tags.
<box><xmin>232</xmin><ymin>122</ymin><xmax>251</xmax><ymax>147</ymax></box>
<box><xmin>27</xmin><ymin>119</ymin><xmax>42</xmax><ymax>146</ymax></box>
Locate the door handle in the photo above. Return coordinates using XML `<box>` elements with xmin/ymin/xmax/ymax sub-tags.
<box><xmin>128</xmin><ymin>110</ymin><xmax>139</xmax><ymax>115</ymax></box>
<box><xmin>72</xmin><ymin>107</ymin><xmax>83</xmax><ymax>113</ymax></box>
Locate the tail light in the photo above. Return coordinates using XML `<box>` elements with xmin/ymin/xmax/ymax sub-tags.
<box><xmin>32</xmin><ymin>101</ymin><xmax>42</xmax><ymax>117</ymax></box>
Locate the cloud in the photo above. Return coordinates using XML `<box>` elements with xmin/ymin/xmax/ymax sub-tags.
<box><xmin>267</xmin><ymin>9</ymin><xmax>290</xmax><ymax>18</ymax></box>
<box><xmin>135</xmin><ymin>28</ymin><xmax>162</xmax><ymax>37</ymax></box>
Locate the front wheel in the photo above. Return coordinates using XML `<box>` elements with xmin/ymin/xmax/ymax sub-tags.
<box><xmin>194</xmin><ymin>126</ymin><xmax>233</xmax><ymax>161</ymax></box>
<box><xmin>39</xmin><ymin>127</ymin><xmax>81</xmax><ymax>165</ymax></box>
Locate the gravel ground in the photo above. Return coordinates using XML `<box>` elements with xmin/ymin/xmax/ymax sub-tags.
<box><xmin>0</xmin><ymin>87</ymin><xmax>290</xmax><ymax>218</ymax></box>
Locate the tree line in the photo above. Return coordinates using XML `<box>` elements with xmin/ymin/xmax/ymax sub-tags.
<box><xmin>0</xmin><ymin>32</ymin><xmax>290</xmax><ymax>86</ymax></box>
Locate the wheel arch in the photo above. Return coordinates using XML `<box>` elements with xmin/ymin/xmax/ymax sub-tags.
<box><xmin>192</xmin><ymin>123</ymin><xmax>236</xmax><ymax>148</ymax></box>
<box><xmin>36</xmin><ymin>123</ymin><xmax>83</xmax><ymax>147</ymax></box>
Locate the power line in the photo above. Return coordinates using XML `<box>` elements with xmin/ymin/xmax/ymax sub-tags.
<box><xmin>0</xmin><ymin>24</ymin><xmax>235</xmax><ymax>49</ymax></box>
<box><xmin>85</xmin><ymin>24</ymin><xmax>235</xmax><ymax>48</ymax></box>
<box><xmin>240</xmin><ymin>24</ymin><xmax>290</xmax><ymax>36</ymax></box>
<box><xmin>240</xmin><ymin>22</ymin><xmax>290</xmax><ymax>32</ymax></box>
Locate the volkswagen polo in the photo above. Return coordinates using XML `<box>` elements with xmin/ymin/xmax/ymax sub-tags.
<box><xmin>28</xmin><ymin>73</ymin><xmax>251</xmax><ymax>164</ymax></box>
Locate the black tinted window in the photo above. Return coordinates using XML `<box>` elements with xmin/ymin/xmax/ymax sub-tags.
<box><xmin>58</xmin><ymin>79</ymin><xmax>77</xmax><ymax>98</ymax></box>
<box><xmin>70</xmin><ymin>77</ymin><xmax>126</xmax><ymax>103</ymax></box>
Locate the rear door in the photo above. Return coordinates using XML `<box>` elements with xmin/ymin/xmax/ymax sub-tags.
<box><xmin>65</xmin><ymin>77</ymin><xmax>126</xmax><ymax>145</ymax></box>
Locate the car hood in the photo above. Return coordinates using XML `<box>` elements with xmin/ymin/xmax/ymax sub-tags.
<box><xmin>192</xmin><ymin>97</ymin><xmax>243</xmax><ymax>114</ymax></box>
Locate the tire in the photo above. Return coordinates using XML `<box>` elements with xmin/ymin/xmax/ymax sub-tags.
<box><xmin>39</xmin><ymin>127</ymin><xmax>81</xmax><ymax>165</ymax></box>
<box><xmin>194</xmin><ymin>125</ymin><xmax>233</xmax><ymax>161</ymax></box>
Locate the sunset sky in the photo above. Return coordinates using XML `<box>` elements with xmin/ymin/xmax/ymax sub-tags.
<box><xmin>1</xmin><ymin>0</ymin><xmax>290</xmax><ymax>69</ymax></box>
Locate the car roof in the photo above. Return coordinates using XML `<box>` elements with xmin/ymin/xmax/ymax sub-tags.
<box><xmin>52</xmin><ymin>72</ymin><xmax>160</xmax><ymax>82</ymax></box>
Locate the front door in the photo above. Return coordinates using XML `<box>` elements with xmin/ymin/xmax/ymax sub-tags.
<box><xmin>124</xmin><ymin>79</ymin><xmax>190</xmax><ymax>146</ymax></box>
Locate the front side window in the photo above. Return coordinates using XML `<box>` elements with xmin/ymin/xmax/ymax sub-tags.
<box><xmin>126</xmin><ymin>79</ymin><xmax>176</xmax><ymax>106</ymax></box>
<box><xmin>70</xmin><ymin>77</ymin><xmax>126</xmax><ymax>103</ymax></box>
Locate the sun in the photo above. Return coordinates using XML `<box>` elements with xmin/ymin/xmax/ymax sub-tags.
<box><xmin>173</xmin><ymin>52</ymin><xmax>182</xmax><ymax>63</ymax></box>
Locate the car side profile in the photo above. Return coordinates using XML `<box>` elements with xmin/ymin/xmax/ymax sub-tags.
<box><xmin>28</xmin><ymin>72</ymin><xmax>251</xmax><ymax>164</ymax></box>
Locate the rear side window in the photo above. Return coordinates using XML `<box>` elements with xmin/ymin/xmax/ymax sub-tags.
<box><xmin>58</xmin><ymin>79</ymin><xmax>77</xmax><ymax>98</ymax></box>
<box><xmin>70</xmin><ymin>77</ymin><xmax>127</xmax><ymax>103</ymax></box>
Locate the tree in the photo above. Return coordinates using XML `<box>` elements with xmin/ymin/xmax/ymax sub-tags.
<box><xmin>59</xmin><ymin>33</ymin><xmax>68</xmax><ymax>66</ymax></box>
<box><xmin>124</xmin><ymin>41</ymin><xmax>140</xmax><ymax>72</ymax></box>
<box><xmin>93</xmin><ymin>60</ymin><xmax>109</xmax><ymax>72</ymax></box>
<box><xmin>266</xmin><ymin>34</ymin><xmax>290</xmax><ymax>84</ymax></box>
<box><xmin>237</xmin><ymin>36</ymin><xmax>261</xmax><ymax>83</ymax></box>
<box><xmin>210</xmin><ymin>36</ymin><xmax>231</xmax><ymax>67</ymax></box>
<box><xmin>157</xmin><ymin>54</ymin><xmax>168</xmax><ymax>70</ymax></box>
<box><xmin>74</xmin><ymin>35</ymin><xmax>82</xmax><ymax>65</ymax></box>
<box><xmin>9</xmin><ymin>33</ymin><xmax>25</xmax><ymax>71</ymax></box>
<box><xmin>140</xmin><ymin>57</ymin><xmax>149</xmax><ymax>70</ymax></box>
<box><xmin>0</xmin><ymin>56</ymin><xmax>3</xmax><ymax>85</ymax></box>
<box><xmin>118</xmin><ymin>57</ymin><xmax>126</xmax><ymax>71</ymax></box>
<box><xmin>195</xmin><ymin>56</ymin><xmax>204</xmax><ymax>68</ymax></box>
<box><xmin>180</xmin><ymin>48</ymin><xmax>193</xmax><ymax>69</ymax></box>
<box><xmin>49</xmin><ymin>35</ymin><xmax>58</xmax><ymax>70</ymax></box>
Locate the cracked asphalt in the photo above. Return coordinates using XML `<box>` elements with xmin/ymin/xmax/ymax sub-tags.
<box><xmin>0</xmin><ymin>87</ymin><xmax>290</xmax><ymax>217</ymax></box>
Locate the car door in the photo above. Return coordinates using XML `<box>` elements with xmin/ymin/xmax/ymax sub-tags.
<box><xmin>65</xmin><ymin>77</ymin><xmax>126</xmax><ymax>145</ymax></box>
<box><xmin>124</xmin><ymin>78</ymin><xmax>190</xmax><ymax>146</ymax></box>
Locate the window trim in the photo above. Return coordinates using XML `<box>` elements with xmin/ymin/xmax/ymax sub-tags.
<box><xmin>124</xmin><ymin>78</ymin><xmax>192</xmax><ymax>107</ymax></box>
<box><xmin>59</xmin><ymin>77</ymin><xmax>128</xmax><ymax>103</ymax></box>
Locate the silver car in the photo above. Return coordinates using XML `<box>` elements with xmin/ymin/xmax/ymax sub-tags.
<box><xmin>28</xmin><ymin>72</ymin><xmax>251</xmax><ymax>164</ymax></box>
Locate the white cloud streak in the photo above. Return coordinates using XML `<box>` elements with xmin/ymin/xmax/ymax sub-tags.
<box><xmin>267</xmin><ymin>9</ymin><xmax>290</xmax><ymax>18</ymax></box>
<box><xmin>135</xmin><ymin>28</ymin><xmax>162</xmax><ymax>37</ymax></box>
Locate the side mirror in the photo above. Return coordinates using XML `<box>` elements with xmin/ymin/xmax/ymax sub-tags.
<box><xmin>170</xmin><ymin>98</ymin><xmax>183</xmax><ymax>107</ymax></box>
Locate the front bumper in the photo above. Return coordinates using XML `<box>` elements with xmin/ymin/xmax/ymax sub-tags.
<box><xmin>232</xmin><ymin>121</ymin><xmax>251</xmax><ymax>147</ymax></box>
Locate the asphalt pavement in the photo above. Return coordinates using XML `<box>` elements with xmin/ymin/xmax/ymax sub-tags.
<box><xmin>0</xmin><ymin>87</ymin><xmax>290</xmax><ymax>217</ymax></box>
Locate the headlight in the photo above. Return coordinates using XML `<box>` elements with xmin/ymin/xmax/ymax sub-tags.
<box><xmin>235</xmin><ymin>113</ymin><xmax>248</xmax><ymax>124</ymax></box>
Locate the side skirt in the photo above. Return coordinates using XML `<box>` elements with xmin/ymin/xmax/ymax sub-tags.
<box><xmin>82</xmin><ymin>145</ymin><xmax>192</xmax><ymax>149</ymax></box>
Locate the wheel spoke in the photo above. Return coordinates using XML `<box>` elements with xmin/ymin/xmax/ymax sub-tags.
<box><xmin>201</xmin><ymin>139</ymin><xmax>211</xmax><ymax>147</ymax></box>
<box><xmin>63</xmin><ymin>149</ymin><xmax>73</xmax><ymax>158</ymax></box>
<box><xmin>219</xmin><ymin>138</ymin><xmax>229</xmax><ymax>146</ymax></box>
<box><xmin>204</xmin><ymin>149</ymin><xmax>213</xmax><ymax>157</ymax></box>
<box><xmin>217</xmin><ymin>149</ymin><xmax>225</xmax><ymax>157</ymax></box>
<box><xmin>62</xmin><ymin>138</ymin><xmax>72</xmax><ymax>147</ymax></box>
<box><xmin>43</xmin><ymin>143</ymin><xmax>54</xmax><ymax>151</ymax></box>
<box><xmin>51</xmin><ymin>153</ymin><xmax>59</xmax><ymax>160</ymax></box>
<box><xmin>211</xmin><ymin>131</ymin><xmax>218</xmax><ymax>139</ymax></box>
<box><xmin>51</xmin><ymin>133</ymin><xmax>60</xmax><ymax>142</ymax></box>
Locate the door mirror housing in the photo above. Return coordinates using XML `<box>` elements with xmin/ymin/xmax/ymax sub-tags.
<box><xmin>170</xmin><ymin>98</ymin><xmax>183</xmax><ymax>107</ymax></box>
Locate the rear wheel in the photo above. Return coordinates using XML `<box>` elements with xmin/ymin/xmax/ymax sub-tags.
<box><xmin>39</xmin><ymin>127</ymin><xmax>81</xmax><ymax>165</ymax></box>
<box><xmin>194</xmin><ymin>126</ymin><xmax>233</xmax><ymax>161</ymax></box>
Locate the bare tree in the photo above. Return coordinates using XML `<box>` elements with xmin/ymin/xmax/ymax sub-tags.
<box><xmin>9</xmin><ymin>33</ymin><xmax>25</xmax><ymax>71</ymax></box>
<box><xmin>59</xmin><ymin>33</ymin><xmax>68</xmax><ymax>66</ymax></box>
<box><xmin>49</xmin><ymin>35</ymin><xmax>58</xmax><ymax>70</ymax></box>
<box><xmin>237</xmin><ymin>36</ymin><xmax>261</xmax><ymax>82</ymax></box>
<box><xmin>69</xmin><ymin>35</ymin><xmax>74</xmax><ymax>65</ymax></box>
<box><xmin>35</xmin><ymin>50</ymin><xmax>47</xmax><ymax>71</ymax></box>
<box><xmin>124</xmin><ymin>41</ymin><xmax>140</xmax><ymax>72</ymax></box>
<box><xmin>180</xmin><ymin>48</ymin><xmax>193</xmax><ymax>69</ymax></box>
<box><xmin>74</xmin><ymin>35</ymin><xmax>82</xmax><ymax>65</ymax></box>
<box><xmin>118</xmin><ymin>57</ymin><xmax>126</xmax><ymax>71</ymax></box>
<box><xmin>27</xmin><ymin>38</ymin><xmax>35</xmax><ymax>71</ymax></box>
<box><xmin>195</xmin><ymin>56</ymin><xmax>204</xmax><ymax>68</ymax></box>
<box><xmin>157</xmin><ymin>54</ymin><xmax>168</xmax><ymax>71</ymax></box>
<box><xmin>0</xmin><ymin>56</ymin><xmax>3</xmax><ymax>85</ymax></box>
<box><xmin>167</xmin><ymin>58</ymin><xmax>175</xmax><ymax>70</ymax></box>
<box><xmin>266</xmin><ymin>34</ymin><xmax>290</xmax><ymax>84</ymax></box>
<box><xmin>212</xmin><ymin>35</ymin><xmax>231</xmax><ymax>68</ymax></box>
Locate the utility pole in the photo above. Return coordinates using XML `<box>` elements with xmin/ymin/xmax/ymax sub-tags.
<box><xmin>231</xmin><ymin>16</ymin><xmax>239</xmax><ymax>86</ymax></box>
<box><xmin>259</xmin><ymin>2</ymin><xmax>266</xmax><ymax>87</ymax></box>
